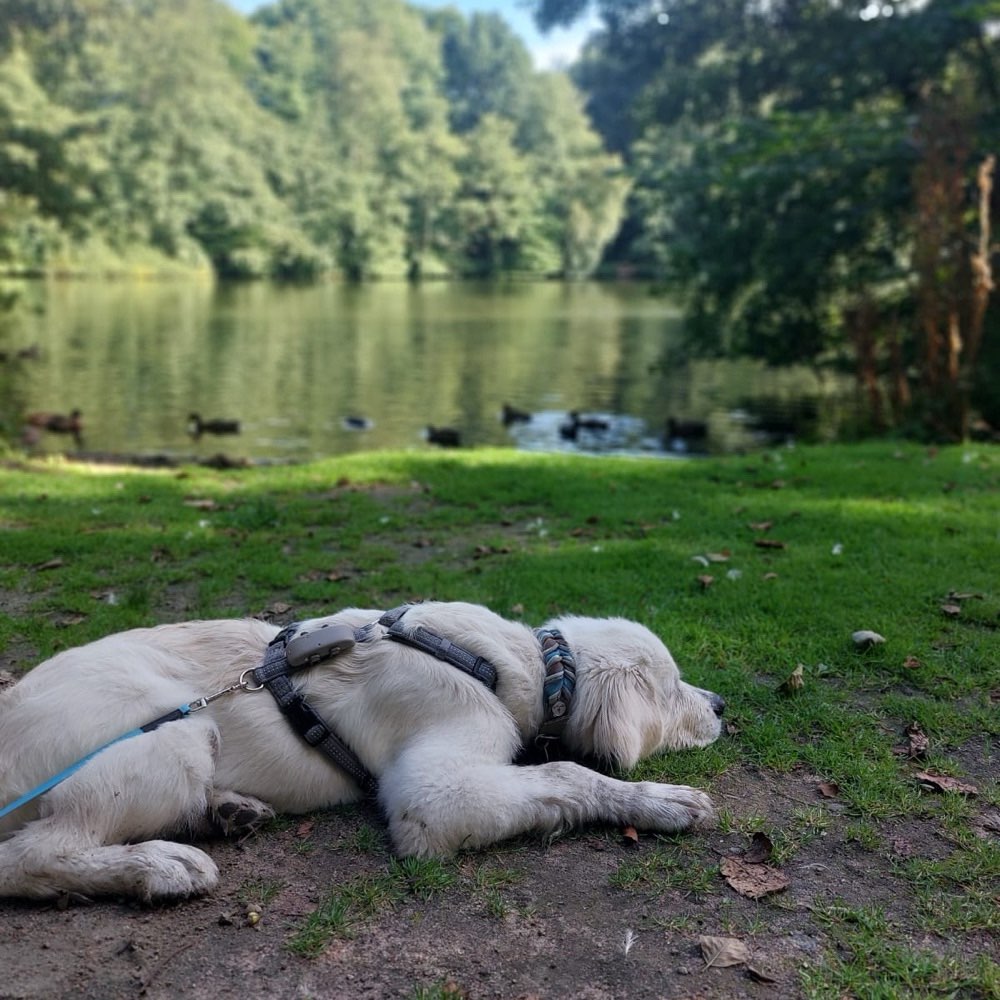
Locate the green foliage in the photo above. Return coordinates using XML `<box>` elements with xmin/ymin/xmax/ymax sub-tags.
<box><xmin>545</xmin><ymin>0</ymin><xmax>999</xmax><ymax>436</ymax></box>
<box><xmin>0</xmin><ymin>0</ymin><xmax>625</xmax><ymax>279</ymax></box>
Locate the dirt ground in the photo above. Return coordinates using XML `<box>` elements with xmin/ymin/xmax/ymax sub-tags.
<box><xmin>1</xmin><ymin>754</ymin><xmax>996</xmax><ymax>1000</ymax></box>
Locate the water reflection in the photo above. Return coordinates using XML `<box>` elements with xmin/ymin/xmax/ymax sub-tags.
<box><xmin>5</xmin><ymin>280</ymin><xmax>858</xmax><ymax>461</ymax></box>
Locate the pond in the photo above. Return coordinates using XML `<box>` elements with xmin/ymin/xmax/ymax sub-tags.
<box><xmin>3</xmin><ymin>279</ymin><xmax>858</xmax><ymax>462</ymax></box>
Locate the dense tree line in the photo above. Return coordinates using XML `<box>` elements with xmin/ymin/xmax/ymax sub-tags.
<box><xmin>0</xmin><ymin>0</ymin><xmax>626</xmax><ymax>280</ymax></box>
<box><xmin>537</xmin><ymin>0</ymin><xmax>999</xmax><ymax>438</ymax></box>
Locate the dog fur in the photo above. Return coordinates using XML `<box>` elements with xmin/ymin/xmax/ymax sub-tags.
<box><xmin>0</xmin><ymin>601</ymin><xmax>723</xmax><ymax>902</ymax></box>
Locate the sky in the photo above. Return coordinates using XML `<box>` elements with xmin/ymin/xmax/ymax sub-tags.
<box><xmin>225</xmin><ymin>0</ymin><xmax>599</xmax><ymax>69</ymax></box>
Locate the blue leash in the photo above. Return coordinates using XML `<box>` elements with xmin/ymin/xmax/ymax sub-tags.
<box><xmin>0</xmin><ymin>675</ymin><xmax>252</xmax><ymax>821</ymax></box>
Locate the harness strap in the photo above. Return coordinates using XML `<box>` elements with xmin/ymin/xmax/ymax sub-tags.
<box><xmin>253</xmin><ymin>629</ymin><xmax>378</xmax><ymax>796</ymax></box>
<box><xmin>379</xmin><ymin>605</ymin><xmax>498</xmax><ymax>691</ymax></box>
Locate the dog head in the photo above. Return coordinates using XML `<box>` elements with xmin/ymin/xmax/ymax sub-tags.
<box><xmin>546</xmin><ymin>616</ymin><xmax>724</xmax><ymax>769</ymax></box>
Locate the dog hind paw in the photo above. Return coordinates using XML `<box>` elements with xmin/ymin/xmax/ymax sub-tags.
<box><xmin>210</xmin><ymin>790</ymin><xmax>275</xmax><ymax>838</ymax></box>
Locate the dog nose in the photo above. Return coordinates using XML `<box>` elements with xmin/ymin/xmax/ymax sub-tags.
<box><xmin>710</xmin><ymin>693</ymin><xmax>725</xmax><ymax>718</ymax></box>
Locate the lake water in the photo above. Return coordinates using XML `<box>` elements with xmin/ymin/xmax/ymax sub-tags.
<box><xmin>4</xmin><ymin>280</ymin><xmax>857</xmax><ymax>462</ymax></box>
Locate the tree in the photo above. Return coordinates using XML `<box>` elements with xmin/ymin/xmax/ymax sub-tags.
<box><xmin>533</xmin><ymin>0</ymin><xmax>999</xmax><ymax>438</ymax></box>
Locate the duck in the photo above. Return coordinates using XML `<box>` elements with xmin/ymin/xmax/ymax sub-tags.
<box><xmin>559</xmin><ymin>411</ymin><xmax>610</xmax><ymax>440</ymax></box>
<box><xmin>664</xmin><ymin>417</ymin><xmax>709</xmax><ymax>454</ymax></box>
<box><xmin>501</xmin><ymin>403</ymin><xmax>532</xmax><ymax>426</ymax></box>
<box><xmin>426</xmin><ymin>426</ymin><xmax>462</xmax><ymax>447</ymax></box>
<box><xmin>666</xmin><ymin>417</ymin><xmax>708</xmax><ymax>440</ymax></box>
<box><xmin>342</xmin><ymin>415</ymin><xmax>374</xmax><ymax>431</ymax></box>
<box><xmin>24</xmin><ymin>409</ymin><xmax>84</xmax><ymax>447</ymax></box>
<box><xmin>188</xmin><ymin>413</ymin><xmax>241</xmax><ymax>439</ymax></box>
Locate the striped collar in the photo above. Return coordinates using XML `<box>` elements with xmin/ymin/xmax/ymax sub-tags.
<box><xmin>534</xmin><ymin>627</ymin><xmax>576</xmax><ymax>739</ymax></box>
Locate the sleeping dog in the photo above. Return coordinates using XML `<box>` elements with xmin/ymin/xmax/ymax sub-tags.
<box><xmin>0</xmin><ymin>601</ymin><xmax>723</xmax><ymax>901</ymax></box>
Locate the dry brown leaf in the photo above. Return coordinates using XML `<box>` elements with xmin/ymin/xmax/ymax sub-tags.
<box><xmin>747</xmin><ymin>965</ymin><xmax>779</xmax><ymax>984</ymax></box>
<box><xmin>720</xmin><ymin>857</ymin><xmax>789</xmax><ymax>899</ymax></box>
<box><xmin>706</xmin><ymin>550</ymin><xmax>731</xmax><ymax>562</ymax></box>
<box><xmin>34</xmin><ymin>557</ymin><xmax>65</xmax><ymax>571</ymax></box>
<box><xmin>973</xmin><ymin>810</ymin><xmax>1000</xmax><ymax>839</ymax></box>
<box><xmin>622</xmin><ymin>825</ymin><xmax>639</xmax><ymax>846</ymax></box>
<box><xmin>754</xmin><ymin>538</ymin><xmax>787</xmax><ymax>549</ymax></box>
<box><xmin>817</xmin><ymin>781</ymin><xmax>840</xmax><ymax>799</ymax></box>
<box><xmin>699</xmin><ymin>935</ymin><xmax>750</xmax><ymax>969</ymax></box>
<box><xmin>915</xmin><ymin>771</ymin><xmax>978</xmax><ymax>796</ymax></box>
<box><xmin>743</xmin><ymin>832</ymin><xmax>774</xmax><ymax>864</ymax></box>
<box><xmin>762</xmin><ymin>572</ymin><xmax>779</xmax><ymax>580</ymax></box>
<box><xmin>779</xmin><ymin>664</ymin><xmax>805</xmax><ymax>694</ymax></box>
<box><xmin>697</xmin><ymin>574</ymin><xmax>715</xmax><ymax>589</ymax></box>
<box><xmin>903</xmin><ymin>722</ymin><xmax>929</xmax><ymax>760</ymax></box>
<box><xmin>749</xmin><ymin>520</ymin><xmax>774</xmax><ymax>532</ymax></box>
<box><xmin>940</xmin><ymin>603</ymin><xmax>962</xmax><ymax>617</ymax></box>
<box><xmin>902</xmin><ymin>655</ymin><xmax>922</xmax><ymax>669</ymax></box>
<box><xmin>183</xmin><ymin>497</ymin><xmax>219</xmax><ymax>510</ymax></box>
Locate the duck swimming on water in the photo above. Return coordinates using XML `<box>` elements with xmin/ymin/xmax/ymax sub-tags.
<box><xmin>188</xmin><ymin>413</ymin><xmax>241</xmax><ymax>438</ymax></box>
<box><xmin>24</xmin><ymin>409</ymin><xmax>84</xmax><ymax>448</ymax></box>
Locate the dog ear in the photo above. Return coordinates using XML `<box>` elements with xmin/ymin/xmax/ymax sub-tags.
<box><xmin>572</xmin><ymin>668</ymin><xmax>658</xmax><ymax>771</ymax></box>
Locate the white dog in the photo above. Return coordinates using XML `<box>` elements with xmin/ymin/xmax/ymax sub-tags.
<box><xmin>0</xmin><ymin>601</ymin><xmax>723</xmax><ymax>902</ymax></box>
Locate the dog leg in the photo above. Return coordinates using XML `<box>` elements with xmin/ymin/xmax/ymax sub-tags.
<box><xmin>0</xmin><ymin>716</ymin><xmax>223</xmax><ymax>901</ymax></box>
<box><xmin>380</xmin><ymin>755</ymin><xmax>715</xmax><ymax>857</ymax></box>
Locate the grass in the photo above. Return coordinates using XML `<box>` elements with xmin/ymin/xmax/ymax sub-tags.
<box><xmin>2</xmin><ymin>440</ymin><xmax>998</xmax><ymax>993</ymax></box>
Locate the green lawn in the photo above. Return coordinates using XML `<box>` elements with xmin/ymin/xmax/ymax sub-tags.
<box><xmin>1</xmin><ymin>440</ymin><xmax>997</xmax><ymax>996</ymax></box>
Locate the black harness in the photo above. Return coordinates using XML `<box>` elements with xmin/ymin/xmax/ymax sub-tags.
<box><xmin>251</xmin><ymin>605</ymin><xmax>517</xmax><ymax>796</ymax></box>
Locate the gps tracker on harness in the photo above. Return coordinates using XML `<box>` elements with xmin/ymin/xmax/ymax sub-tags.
<box><xmin>283</xmin><ymin>621</ymin><xmax>358</xmax><ymax>667</ymax></box>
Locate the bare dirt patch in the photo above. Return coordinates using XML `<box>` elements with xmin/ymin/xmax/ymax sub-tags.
<box><xmin>2</xmin><ymin>756</ymin><xmax>995</xmax><ymax>1000</ymax></box>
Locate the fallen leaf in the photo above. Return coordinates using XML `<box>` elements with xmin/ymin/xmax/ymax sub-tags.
<box><xmin>948</xmin><ymin>591</ymin><xmax>984</xmax><ymax>601</ymax></box>
<box><xmin>720</xmin><ymin>857</ymin><xmax>789</xmax><ymax>899</ymax></box>
<box><xmin>706</xmin><ymin>551</ymin><xmax>731</xmax><ymax>563</ymax></box>
<box><xmin>743</xmin><ymin>832</ymin><xmax>774</xmax><ymax>864</ymax></box>
<box><xmin>296</xmin><ymin>819</ymin><xmax>315</xmax><ymax>838</ymax></box>
<box><xmin>183</xmin><ymin>497</ymin><xmax>219</xmax><ymax>510</ymax></box>
<box><xmin>697</xmin><ymin>574</ymin><xmax>715</xmax><ymax>589</ymax></box>
<box><xmin>902</xmin><ymin>655</ymin><xmax>922</xmax><ymax>669</ymax></box>
<box><xmin>754</xmin><ymin>538</ymin><xmax>787</xmax><ymax>549</ymax></box>
<box><xmin>749</xmin><ymin>520</ymin><xmax>773</xmax><ymax>532</ymax></box>
<box><xmin>817</xmin><ymin>781</ymin><xmax>840</xmax><ymax>799</ymax></box>
<box><xmin>973</xmin><ymin>810</ymin><xmax>1000</xmax><ymax>839</ymax></box>
<box><xmin>510</xmin><ymin>603</ymin><xmax>525</xmax><ymax>616</ymax></box>
<box><xmin>762</xmin><ymin>572</ymin><xmax>779</xmax><ymax>580</ymax></box>
<box><xmin>34</xmin><ymin>557</ymin><xmax>65</xmax><ymax>571</ymax></box>
<box><xmin>779</xmin><ymin>664</ymin><xmax>805</xmax><ymax>694</ymax></box>
<box><xmin>903</xmin><ymin>722</ymin><xmax>929</xmax><ymax>760</ymax></box>
<box><xmin>940</xmin><ymin>603</ymin><xmax>961</xmax><ymax>617</ymax></box>
<box><xmin>747</xmin><ymin>965</ymin><xmax>779</xmax><ymax>984</ymax></box>
<box><xmin>622</xmin><ymin>825</ymin><xmax>639</xmax><ymax>846</ymax></box>
<box><xmin>699</xmin><ymin>935</ymin><xmax>750</xmax><ymax>969</ymax></box>
<box><xmin>915</xmin><ymin>771</ymin><xmax>978</xmax><ymax>796</ymax></box>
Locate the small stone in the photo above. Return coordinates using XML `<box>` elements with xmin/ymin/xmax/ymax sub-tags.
<box><xmin>852</xmin><ymin>630</ymin><xmax>885</xmax><ymax>650</ymax></box>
